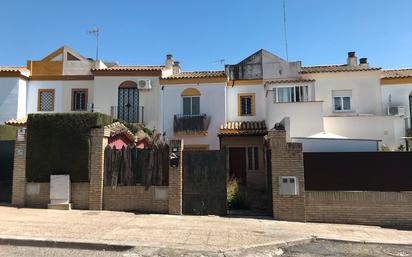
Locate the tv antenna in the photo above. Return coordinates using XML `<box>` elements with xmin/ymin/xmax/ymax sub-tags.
<box><xmin>282</xmin><ymin>0</ymin><xmax>289</xmax><ymax>61</ymax></box>
<box><xmin>88</xmin><ymin>27</ymin><xmax>100</xmax><ymax>60</ymax></box>
<box><xmin>211</xmin><ymin>59</ymin><xmax>226</xmax><ymax>65</ymax></box>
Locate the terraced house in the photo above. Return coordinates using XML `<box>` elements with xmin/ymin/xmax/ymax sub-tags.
<box><xmin>0</xmin><ymin>46</ymin><xmax>410</xmax><ymax>189</ymax></box>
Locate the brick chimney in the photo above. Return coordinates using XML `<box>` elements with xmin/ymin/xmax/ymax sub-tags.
<box><xmin>173</xmin><ymin>61</ymin><xmax>181</xmax><ymax>75</ymax></box>
<box><xmin>165</xmin><ymin>54</ymin><xmax>174</xmax><ymax>68</ymax></box>
<box><xmin>359</xmin><ymin>58</ymin><xmax>368</xmax><ymax>67</ymax></box>
<box><xmin>347</xmin><ymin>51</ymin><xmax>357</xmax><ymax>66</ymax></box>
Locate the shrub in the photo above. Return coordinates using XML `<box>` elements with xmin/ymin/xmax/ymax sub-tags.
<box><xmin>0</xmin><ymin>125</ymin><xmax>17</xmax><ymax>141</ymax></box>
<box><xmin>227</xmin><ymin>177</ymin><xmax>249</xmax><ymax>210</ymax></box>
<box><xmin>26</xmin><ymin>113</ymin><xmax>113</xmax><ymax>182</ymax></box>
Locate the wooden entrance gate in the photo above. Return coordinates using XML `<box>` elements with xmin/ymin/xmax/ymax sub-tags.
<box><xmin>183</xmin><ymin>150</ymin><xmax>227</xmax><ymax>215</ymax></box>
<box><xmin>0</xmin><ymin>140</ymin><xmax>15</xmax><ymax>203</ymax></box>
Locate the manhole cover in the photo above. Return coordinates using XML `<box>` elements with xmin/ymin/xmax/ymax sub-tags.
<box><xmin>382</xmin><ymin>247</ymin><xmax>410</xmax><ymax>257</ymax></box>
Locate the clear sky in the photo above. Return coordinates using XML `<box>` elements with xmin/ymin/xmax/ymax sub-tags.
<box><xmin>0</xmin><ymin>0</ymin><xmax>411</xmax><ymax>71</ymax></box>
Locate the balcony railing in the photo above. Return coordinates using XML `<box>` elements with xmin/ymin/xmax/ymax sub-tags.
<box><xmin>110</xmin><ymin>106</ymin><xmax>144</xmax><ymax>124</ymax></box>
<box><xmin>173</xmin><ymin>114</ymin><xmax>211</xmax><ymax>134</ymax></box>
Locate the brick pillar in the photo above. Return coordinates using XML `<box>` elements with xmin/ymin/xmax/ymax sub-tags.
<box><xmin>88</xmin><ymin>127</ymin><xmax>109</xmax><ymax>210</ymax></box>
<box><xmin>11</xmin><ymin>127</ymin><xmax>27</xmax><ymax>207</ymax></box>
<box><xmin>168</xmin><ymin>139</ymin><xmax>183</xmax><ymax>215</ymax></box>
<box><xmin>269</xmin><ymin>129</ymin><xmax>306</xmax><ymax>222</ymax></box>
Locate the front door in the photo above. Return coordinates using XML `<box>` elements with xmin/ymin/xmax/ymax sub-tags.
<box><xmin>118</xmin><ymin>87</ymin><xmax>139</xmax><ymax>123</ymax></box>
<box><xmin>229</xmin><ymin>147</ymin><xmax>247</xmax><ymax>184</ymax></box>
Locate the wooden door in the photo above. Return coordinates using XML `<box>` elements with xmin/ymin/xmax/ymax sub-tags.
<box><xmin>229</xmin><ymin>147</ymin><xmax>246</xmax><ymax>184</ymax></box>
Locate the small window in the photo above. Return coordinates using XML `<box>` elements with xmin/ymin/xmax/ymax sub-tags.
<box><xmin>247</xmin><ymin>147</ymin><xmax>259</xmax><ymax>171</ymax></box>
<box><xmin>38</xmin><ymin>89</ymin><xmax>55</xmax><ymax>112</ymax></box>
<box><xmin>238</xmin><ymin>94</ymin><xmax>255</xmax><ymax>116</ymax></box>
<box><xmin>332</xmin><ymin>90</ymin><xmax>352</xmax><ymax>112</ymax></box>
<box><xmin>182</xmin><ymin>96</ymin><xmax>200</xmax><ymax>115</ymax></box>
<box><xmin>254</xmin><ymin>147</ymin><xmax>259</xmax><ymax>170</ymax></box>
<box><xmin>72</xmin><ymin>89</ymin><xmax>88</xmax><ymax>111</ymax></box>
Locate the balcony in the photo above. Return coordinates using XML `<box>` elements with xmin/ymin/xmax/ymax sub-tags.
<box><xmin>110</xmin><ymin>106</ymin><xmax>144</xmax><ymax>124</ymax></box>
<box><xmin>266</xmin><ymin>101</ymin><xmax>324</xmax><ymax>137</ymax></box>
<box><xmin>173</xmin><ymin>114</ymin><xmax>211</xmax><ymax>135</ymax></box>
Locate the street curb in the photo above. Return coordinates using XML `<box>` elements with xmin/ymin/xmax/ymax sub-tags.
<box><xmin>0</xmin><ymin>237</ymin><xmax>135</xmax><ymax>251</ymax></box>
<box><xmin>314</xmin><ymin>237</ymin><xmax>412</xmax><ymax>247</ymax></box>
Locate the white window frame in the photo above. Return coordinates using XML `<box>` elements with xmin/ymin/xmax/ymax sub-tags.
<box><xmin>333</xmin><ymin>95</ymin><xmax>352</xmax><ymax>113</ymax></box>
<box><xmin>273</xmin><ymin>85</ymin><xmax>311</xmax><ymax>103</ymax></box>
<box><xmin>182</xmin><ymin>96</ymin><xmax>200</xmax><ymax>116</ymax></box>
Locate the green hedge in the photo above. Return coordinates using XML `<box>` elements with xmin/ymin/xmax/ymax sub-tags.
<box><xmin>0</xmin><ymin>125</ymin><xmax>17</xmax><ymax>141</ymax></box>
<box><xmin>26</xmin><ymin>113</ymin><xmax>113</xmax><ymax>182</ymax></box>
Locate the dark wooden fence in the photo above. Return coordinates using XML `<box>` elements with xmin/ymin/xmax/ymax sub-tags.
<box><xmin>104</xmin><ymin>145</ymin><xmax>169</xmax><ymax>187</ymax></box>
<box><xmin>304</xmin><ymin>152</ymin><xmax>412</xmax><ymax>191</ymax></box>
<box><xmin>0</xmin><ymin>140</ymin><xmax>15</xmax><ymax>202</ymax></box>
<box><xmin>183</xmin><ymin>150</ymin><xmax>227</xmax><ymax>216</ymax></box>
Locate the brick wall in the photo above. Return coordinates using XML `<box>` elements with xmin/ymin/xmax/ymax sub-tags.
<box><xmin>306</xmin><ymin>191</ymin><xmax>412</xmax><ymax>226</ymax></box>
<box><xmin>88</xmin><ymin>127</ymin><xmax>109</xmax><ymax>210</ymax></box>
<box><xmin>11</xmin><ymin>129</ymin><xmax>26</xmax><ymax>206</ymax></box>
<box><xmin>269</xmin><ymin>129</ymin><xmax>306</xmax><ymax>222</ymax></box>
<box><xmin>25</xmin><ymin>183</ymin><xmax>49</xmax><ymax>208</ymax></box>
<box><xmin>168</xmin><ymin>139</ymin><xmax>183</xmax><ymax>215</ymax></box>
<box><xmin>25</xmin><ymin>182</ymin><xmax>89</xmax><ymax>209</ymax></box>
<box><xmin>103</xmin><ymin>186</ymin><xmax>168</xmax><ymax>213</ymax></box>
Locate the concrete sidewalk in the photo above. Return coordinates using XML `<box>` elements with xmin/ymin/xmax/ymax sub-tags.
<box><xmin>0</xmin><ymin>207</ymin><xmax>411</xmax><ymax>252</ymax></box>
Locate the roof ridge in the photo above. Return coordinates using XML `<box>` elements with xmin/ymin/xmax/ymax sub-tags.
<box><xmin>115</xmin><ymin>64</ymin><xmax>165</xmax><ymax>67</ymax></box>
<box><xmin>178</xmin><ymin>70</ymin><xmax>225</xmax><ymax>73</ymax></box>
<box><xmin>302</xmin><ymin>64</ymin><xmax>346</xmax><ymax>68</ymax></box>
<box><xmin>382</xmin><ymin>68</ymin><xmax>412</xmax><ymax>72</ymax></box>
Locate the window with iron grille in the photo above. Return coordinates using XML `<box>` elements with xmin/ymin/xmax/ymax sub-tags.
<box><xmin>239</xmin><ymin>94</ymin><xmax>255</xmax><ymax>116</ymax></box>
<box><xmin>72</xmin><ymin>89</ymin><xmax>88</xmax><ymax>111</ymax></box>
<box><xmin>38</xmin><ymin>89</ymin><xmax>55</xmax><ymax>112</ymax></box>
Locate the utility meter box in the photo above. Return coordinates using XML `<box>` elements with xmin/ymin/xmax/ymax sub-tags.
<box><xmin>279</xmin><ymin>176</ymin><xmax>299</xmax><ymax>196</ymax></box>
<box><xmin>49</xmin><ymin>175</ymin><xmax>71</xmax><ymax>208</ymax></box>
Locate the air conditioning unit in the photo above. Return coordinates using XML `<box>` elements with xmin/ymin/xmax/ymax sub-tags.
<box><xmin>137</xmin><ymin>79</ymin><xmax>152</xmax><ymax>90</ymax></box>
<box><xmin>388</xmin><ymin>106</ymin><xmax>405</xmax><ymax>116</ymax></box>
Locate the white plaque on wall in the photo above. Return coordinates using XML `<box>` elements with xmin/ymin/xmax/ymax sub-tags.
<box><xmin>16</xmin><ymin>128</ymin><xmax>26</xmax><ymax>142</ymax></box>
<box><xmin>50</xmin><ymin>175</ymin><xmax>71</xmax><ymax>205</ymax></box>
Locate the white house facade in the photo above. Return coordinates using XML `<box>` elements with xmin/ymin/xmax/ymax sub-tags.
<box><xmin>381</xmin><ymin>69</ymin><xmax>412</xmax><ymax>131</ymax></box>
<box><xmin>2</xmin><ymin>46</ymin><xmax>412</xmax><ymax>190</ymax></box>
<box><xmin>0</xmin><ymin>46</ymin><xmax>409</xmax><ymax>153</ymax></box>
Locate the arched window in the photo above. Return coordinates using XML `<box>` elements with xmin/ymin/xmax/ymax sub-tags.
<box><xmin>119</xmin><ymin>81</ymin><xmax>137</xmax><ymax>88</ymax></box>
<box><xmin>117</xmin><ymin>81</ymin><xmax>139</xmax><ymax>123</ymax></box>
<box><xmin>181</xmin><ymin>88</ymin><xmax>201</xmax><ymax>116</ymax></box>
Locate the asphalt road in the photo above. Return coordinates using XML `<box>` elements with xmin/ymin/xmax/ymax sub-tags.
<box><xmin>282</xmin><ymin>240</ymin><xmax>412</xmax><ymax>257</ymax></box>
<box><xmin>1</xmin><ymin>240</ymin><xmax>412</xmax><ymax>257</ymax></box>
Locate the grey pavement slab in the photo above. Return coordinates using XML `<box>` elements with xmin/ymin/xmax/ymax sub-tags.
<box><xmin>0</xmin><ymin>206</ymin><xmax>411</xmax><ymax>253</ymax></box>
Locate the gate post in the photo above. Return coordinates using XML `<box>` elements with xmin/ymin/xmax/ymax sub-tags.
<box><xmin>168</xmin><ymin>139</ymin><xmax>183</xmax><ymax>215</ymax></box>
<box><xmin>89</xmin><ymin>127</ymin><xmax>110</xmax><ymax>210</ymax></box>
<box><xmin>268</xmin><ymin>128</ymin><xmax>306</xmax><ymax>222</ymax></box>
<box><xmin>12</xmin><ymin>127</ymin><xmax>27</xmax><ymax>207</ymax></box>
